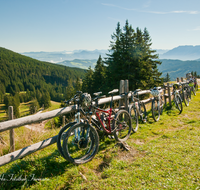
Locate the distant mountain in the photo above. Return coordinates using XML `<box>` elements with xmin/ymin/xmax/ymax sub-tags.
<box><xmin>155</xmin><ymin>49</ymin><xmax>169</xmax><ymax>55</ymax></box>
<box><xmin>22</xmin><ymin>49</ymin><xmax>108</xmax><ymax>63</ymax></box>
<box><xmin>159</xmin><ymin>45</ymin><xmax>200</xmax><ymax>60</ymax></box>
<box><xmin>59</xmin><ymin>59</ymin><xmax>97</xmax><ymax>69</ymax></box>
<box><xmin>158</xmin><ymin>59</ymin><xmax>200</xmax><ymax>80</ymax></box>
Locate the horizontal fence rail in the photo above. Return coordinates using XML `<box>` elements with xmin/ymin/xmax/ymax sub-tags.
<box><xmin>0</xmin><ymin>78</ymin><xmax>191</xmax><ymax>167</ymax></box>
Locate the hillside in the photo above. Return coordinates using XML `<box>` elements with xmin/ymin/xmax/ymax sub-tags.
<box><xmin>0</xmin><ymin>47</ymin><xmax>86</xmax><ymax>101</ymax></box>
<box><xmin>158</xmin><ymin>59</ymin><xmax>200</xmax><ymax>80</ymax></box>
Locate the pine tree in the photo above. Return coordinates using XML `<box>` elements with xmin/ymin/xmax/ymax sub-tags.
<box><xmin>29</xmin><ymin>99</ymin><xmax>40</xmax><ymax>114</ymax></box>
<box><xmin>92</xmin><ymin>55</ymin><xmax>106</xmax><ymax>93</ymax></box>
<box><xmin>164</xmin><ymin>73</ymin><xmax>170</xmax><ymax>82</ymax></box>
<box><xmin>65</xmin><ymin>78</ymin><xmax>75</xmax><ymax>100</ymax></box>
<box><xmin>82</xmin><ymin>67</ymin><xmax>94</xmax><ymax>95</ymax></box>
<box><xmin>105</xmin><ymin>20</ymin><xmax>162</xmax><ymax>91</ymax></box>
<box><xmin>75</xmin><ymin>77</ymin><xmax>82</xmax><ymax>92</ymax></box>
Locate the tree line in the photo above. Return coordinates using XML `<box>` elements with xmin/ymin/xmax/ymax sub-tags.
<box><xmin>1</xmin><ymin>20</ymin><xmax>164</xmax><ymax>120</ymax></box>
<box><xmin>82</xmin><ymin>20</ymin><xmax>163</xmax><ymax>95</ymax></box>
<box><xmin>0</xmin><ymin>47</ymin><xmax>85</xmax><ymax>118</ymax></box>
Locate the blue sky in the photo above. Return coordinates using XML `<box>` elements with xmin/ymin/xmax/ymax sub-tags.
<box><xmin>1</xmin><ymin>0</ymin><xmax>200</xmax><ymax>53</ymax></box>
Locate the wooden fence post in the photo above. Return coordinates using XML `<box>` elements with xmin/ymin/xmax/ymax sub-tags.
<box><xmin>62</xmin><ymin>116</ymin><xmax>66</xmax><ymax>127</ymax></box>
<box><xmin>124</xmin><ymin>80</ymin><xmax>129</xmax><ymax>111</ymax></box>
<box><xmin>163</xmin><ymin>84</ymin><xmax>167</xmax><ymax>106</ymax></box>
<box><xmin>167</xmin><ymin>83</ymin><xmax>171</xmax><ymax>106</ymax></box>
<box><xmin>176</xmin><ymin>78</ymin><xmax>179</xmax><ymax>82</ymax></box>
<box><xmin>119</xmin><ymin>80</ymin><xmax>124</xmax><ymax>108</ymax></box>
<box><xmin>181</xmin><ymin>77</ymin><xmax>183</xmax><ymax>82</ymax></box>
<box><xmin>8</xmin><ymin>106</ymin><xmax>15</xmax><ymax>152</ymax></box>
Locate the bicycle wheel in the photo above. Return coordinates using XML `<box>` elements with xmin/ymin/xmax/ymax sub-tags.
<box><xmin>192</xmin><ymin>86</ymin><xmax>196</xmax><ymax>96</ymax></box>
<box><xmin>174</xmin><ymin>95</ymin><xmax>183</xmax><ymax>114</ymax></box>
<box><xmin>184</xmin><ymin>86</ymin><xmax>191</xmax><ymax>102</ymax></box>
<box><xmin>152</xmin><ymin>98</ymin><xmax>160</xmax><ymax>122</ymax></box>
<box><xmin>57</xmin><ymin>121</ymin><xmax>76</xmax><ymax>159</ymax></box>
<box><xmin>128</xmin><ymin>104</ymin><xmax>139</xmax><ymax>132</ymax></box>
<box><xmin>183</xmin><ymin>90</ymin><xmax>189</xmax><ymax>107</ymax></box>
<box><xmin>139</xmin><ymin>102</ymin><xmax>147</xmax><ymax>123</ymax></box>
<box><xmin>196</xmin><ymin>83</ymin><xmax>198</xmax><ymax>91</ymax></box>
<box><xmin>159</xmin><ymin>96</ymin><xmax>164</xmax><ymax>115</ymax></box>
<box><xmin>62</xmin><ymin>122</ymin><xmax>99</xmax><ymax>164</ymax></box>
<box><xmin>113</xmin><ymin>110</ymin><xmax>132</xmax><ymax>142</ymax></box>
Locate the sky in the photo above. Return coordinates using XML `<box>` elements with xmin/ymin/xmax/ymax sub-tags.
<box><xmin>1</xmin><ymin>0</ymin><xmax>200</xmax><ymax>53</ymax></box>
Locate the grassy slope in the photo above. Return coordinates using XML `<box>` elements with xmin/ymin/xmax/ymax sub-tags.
<box><xmin>0</xmin><ymin>92</ymin><xmax>200</xmax><ymax>189</ymax></box>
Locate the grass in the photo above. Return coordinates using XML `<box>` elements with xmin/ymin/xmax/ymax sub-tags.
<box><xmin>0</xmin><ymin>92</ymin><xmax>200</xmax><ymax>189</ymax></box>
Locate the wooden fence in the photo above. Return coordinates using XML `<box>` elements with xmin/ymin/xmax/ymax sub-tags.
<box><xmin>0</xmin><ymin>77</ymin><xmax>188</xmax><ymax>167</ymax></box>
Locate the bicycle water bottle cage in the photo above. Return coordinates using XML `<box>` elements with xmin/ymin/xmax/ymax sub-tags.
<box><xmin>108</xmin><ymin>89</ymin><xmax>119</xmax><ymax>94</ymax></box>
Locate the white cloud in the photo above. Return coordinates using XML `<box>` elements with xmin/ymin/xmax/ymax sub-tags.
<box><xmin>101</xmin><ymin>3</ymin><xmax>199</xmax><ymax>15</ymax></box>
<box><xmin>143</xmin><ymin>0</ymin><xmax>151</xmax><ymax>8</ymax></box>
<box><xmin>190</xmin><ymin>26</ymin><xmax>200</xmax><ymax>31</ymax></box>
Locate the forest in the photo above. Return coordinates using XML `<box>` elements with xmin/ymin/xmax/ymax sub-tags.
<box><xmin>0</xmin><ymin>47</ymin><xmax>86</xmax><ymax>117</ymax></box>
<box><xmin>82</xmin><ymin>20</ymin><xmax>163</xmax><ymax>95</ymax></box>
<box><xmin>0</xmin><ymin>20</ymin><xmax>164</xmax><ymax>119</ymax></box>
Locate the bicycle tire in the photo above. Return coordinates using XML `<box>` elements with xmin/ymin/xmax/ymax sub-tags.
<box><xmin>183</xmin><ymin>90</ymin><xmax>189</xmax><ymax>107</ymax></box>
<box><xmin>57</xmin><ymin>122</ymin><xmax>76</xmax><ymax>159</ymax></box>
<box><xmin>128</xmin><ymin>104</ymin><xmax>139</xmax><ymax>132</ymax></box>
<box><xmin>174</xmin><ymin>95</ymin><xmax>183</xmax><ymax>114</ymax></box>
<box><xmin>196</xmin><ymin>83</ymin><xmax>198</xmax><ymax>91</ymax></box>
<box><xmin>62</xmin><ymin>122</ymin><xmax>99</xmax><ymax>164</ymax></box>
<box><xmin>159</xmin><ymin>96</ymin><xmax>164</xmax><ymax>115</ymax></box>
<box><xmin>113</xmin><ymin>110</ymin><xmax>132</xmax><ymax>142</ymax></box>
<box><xmin>139</xmin><ymin>102</ymin><xmax>147</xmax><ymax>123</ymax></box>
<box><xmin>192</xmin><ymin>86</ymin><xmax>196</xmax><ymax>96</ymax></box>
<box><xmin>152</xmin><ymin>98</ymin><xmax>160</xmax><ymax>122</ymax></box>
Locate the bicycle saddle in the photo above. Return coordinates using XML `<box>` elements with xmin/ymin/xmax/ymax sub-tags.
<box><xmin>108</xmin><ymin>89</ymin><xmax>119</xmax><ymax>94</ymax></box>
<box><xmin>93</xmin><ymin>92</ymin><xmax>102</xmax><ymax>97</ymax></box>
<box><xmin>134</xmin><ymin>89</ymin><xmax>141</xmax><ymax>94</ymax></box>
<box><xmin>152</xmin><ymin>87</ymin><xmax>162</xmax><ymax>90</ymax></box>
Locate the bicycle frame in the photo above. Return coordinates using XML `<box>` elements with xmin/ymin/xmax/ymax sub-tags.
<box><xmin>131</xmin><ymin>93</ymin><xmax>143</xmax><ymax>118</ymax></box>
<box><xmin>89</xmin><ymin>90</ymin><xmax>117</xmax><ymax>134</ymax></box>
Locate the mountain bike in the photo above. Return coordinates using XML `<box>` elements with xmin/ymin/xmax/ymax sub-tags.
<box><xmin>194</xmin><ymin>78</ymin><xmax>198</xmax><ymax>91</ymax></box>
<box><xmin>172</xmin><ymin>84</ymin><xmax>183</xmax><ymax>114</ymax></box>
<box><xmin>89</xmin><ymin>89</ymin><xmax>132</xmax><ymax>142</ymax></box>
<box><xmin>57</xmin><ymin>91</ymin><xmax>99</xmax><ymax>164</ymax></box>
<box><xmin>150</xmin><ymin>87</ymin><xmax>164</xmax><ymax>122</ymax></box>
<box><xmin>179</xmin><ymin>82</ymin><xmax>189</xmax><ymax>106</ymax></box>
<box><xmin>128</xmin><ymin>89</ymin><xmax>147</xmax><ymax>132</ymax></box>
<box><xmin>189</xmin><ymin>80</ymin><xmax>196</xmax><ymax>96</ymax></box>
<box><xmin>184</xmin><ymin>83</ymin><xmax>191</xmax><ymax>102</ymax></box>
<box><xmin>61</xmin><ymin>89</ymin><xmax>132</xmax><ymax>164</ymax></box>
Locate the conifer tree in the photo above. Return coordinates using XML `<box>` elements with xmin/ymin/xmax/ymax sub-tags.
<box><xmin>92</xmin><ymin>55</ymin><xmax>106</xmax><ymax>93</ymax></box>
<box><xmin>105</xmin><ymin>20</ymin><xmax>162</xmax><ymax>91</ymax></box>
<box><xmin>65</xmin><ymin>78</ymin><xmax>75</xmax><ymax>100</ymax></box>
<box><xmin>82</xmin><ymin>66</ymin><xmax>94</xmax><ymax>95</ymax></box>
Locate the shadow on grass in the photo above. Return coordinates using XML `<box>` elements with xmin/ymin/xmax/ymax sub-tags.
<box><xmin>0</xmin><ymin>137</ymin><xmax>114</xmax><ymax>190</ymax></box>
<box><xmin>164</xmin><ymin>104</ymin><xmax>182</xmax><ymax>116</ymax></box>
<box><xmin>0</xmin><ymin>150</ymin><xmax>75</xmax><ymax>190</ymax></box>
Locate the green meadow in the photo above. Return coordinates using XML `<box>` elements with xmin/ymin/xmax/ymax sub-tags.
<box><xmin>0</xmin><ymin>92</ymin><xmax>199</xmax><ymax>189</ymax></box>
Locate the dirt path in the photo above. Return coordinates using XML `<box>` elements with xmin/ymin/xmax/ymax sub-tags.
<box><xmin>24</xmin><ymin>111</ymin><xmax>49</xmax><ymax>132</ymax></box>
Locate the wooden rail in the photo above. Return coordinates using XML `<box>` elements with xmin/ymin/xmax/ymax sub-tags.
<box><xmin>0</xmin><ymin>78</ymin><xmax>188</xmax><ymax>167</ymax></box>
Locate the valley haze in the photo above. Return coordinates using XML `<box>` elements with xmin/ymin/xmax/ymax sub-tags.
<box><xmin>21</xmin><ymin>45</ymin><xmax>200</xmax><ymax>81</ymax></box>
